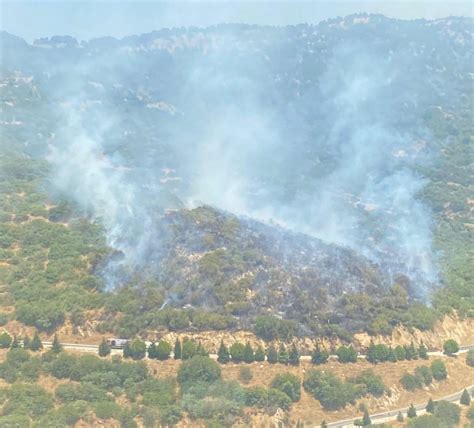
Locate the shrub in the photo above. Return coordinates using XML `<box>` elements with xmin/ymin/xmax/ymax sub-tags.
<box><xmin>98</xmin><ymin>339</ymin><xmax>111</xmax><ymax>357</ymax></box>
<box><xmin>266</xmin><ymin>345</ymin><xmax>278</xmax><ymax>364</ymax></box>
<box><xmin>431</xmin><ymin>360</ymin><xmax>447</xmax><ymax>381</ymax></box>
<box><xmin>303</xmin><ymin>369</ymin><xmax>358</xmax><ymax>410</ymax></box>
<box><xmin>93</xmin><ymin>401</ymin><xmax>121</xmax><ymax>420</ymax></box>
<box><xmin>243</xmin><ymin>342</ymin><xmax>254</xmax><ymax>363</ymax></box>
<box><xmin>177</xmin><ymin>356</ymin><xmax>221</xmax><ymax>392</ymax></box>
<box><xmin>217</xmin><ymin>341</ymin><xmax>230</xmax><ymax>364</ymax></box>
<box><xmin>288</xmin><ymin>343</ymin><xmax>300</xmax><ymax>365</ymax></box>
<box><xmin>277</xmin><ymin>344</ymin><xmax>289</xmax><ymax>365</ymax></box>
<box><xmin>123</xmin><ymin>338</ymin><xmax>146</xmax><ymax>360</ymax></box>
<box><xmin>407</xmin><ymin>404</ymin><xmax>417</xmax><ymax>418</ymax></box>
<box><xmin>3</xmin><ymin>384</ymin><xmax>53</xmax><ymax>417</ymax></box>
<box><xmin>433</xmin><ymin>400</ymin><xmax>460</xmax><ymax>427</ymax></box>
<box><xmin>271</xmin><ymin>373</ymin><xmax>301</xmax><ymax>402</ymax></box>
<box><xmin>254</xmin><ymin>316</ymin><xmax>297</xmax><ymax>341</ymax></box>
<box><xmin>408</xmin><ymin>415</ymin><xmax>444</xmax><ymax>428</ymax></box>
<box><xmin>443</xmin><ymin>339</ymin><xmax>459</xmax><ymax>356</ymax></box>
<box><xmin>336</xmin><ymin>345</ymin><xmax>357</xmax><ymax>363</ymax></box>
<box><xmin>466</xmin><ymin>349</ymin><xmax>474</xmax><ymax>367</ymax></box>
<box><xmin>401</xmin><ymin>373</ymin><xmax>423</xmax><ymax>391</ymax></box>
<box><xmin>311</xmin><ymin>344</ymin><xmax>329</xmax><ymax>365</ymax></box>
<box><xmin>254</xmin><ymin>345</ymin><xmax>265</xmax><ymax>362</ymax></box>
<box><xmin>460</xmin><ymin>389</ymin><xmax>471</xmax><ymax>406</ymax></box>
<box><xmin>238</xmin><ymin>367</ymin><xmax>253</xmax><ymax>384</ymax></box>
<box><xmin>148</xmin><ymin>340</ymin><xmax>171</xmax><ymax>360</ymax></box>
<box><xmin>352</xmin><ymin>369</ymin><xmax>385</xmax><ymax>397</ymax></box>
<box><xmin>0</xmin><ymin>331</ymin><xmax>12</xmax><ymax>348</ymax></box>
<box><xmin>229</xmin><ymin>342</ymin><xmax>245</xmax><ymax>363</ymax></box>
<box><xmin>414</xmin><ymin>366</ymin><xmax>432</xmax><ymax>386</ymax></box>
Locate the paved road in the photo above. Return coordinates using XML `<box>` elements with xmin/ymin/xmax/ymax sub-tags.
<box><xmin>327</xmin><ymin>384</ymin><xmax>474</xmax><ymax>427</ymax></box>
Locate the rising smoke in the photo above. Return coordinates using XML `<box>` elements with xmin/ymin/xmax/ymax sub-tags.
<box><xmin>44</xmin><ymin>25</ymin><xmax>438</xmax><ymax>298</ymax></box>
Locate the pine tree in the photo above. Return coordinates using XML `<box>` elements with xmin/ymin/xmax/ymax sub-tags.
<box><xmin>278</xmin><ymin>344</ymin><xmax>289</xmax><ymax>365</ymax></box>
<box><xmin>29</xmin><ymin>332</ymin><xmax>43</xmax><ymax>351</ymax></box>
<box><xmin>289</xmin><ymin>343</ymin><xmax>300</xmax><ymax>366</ymax></box>
<box><xmin>418</xmin><ymin>342</ymin><xmax>428</xmax><ymax>359</ymax></box>
<box><xmin>426</xmin><ymin>398</ymin><xmax>435</xmax><ymax>413</ymax></box>
<box><xmin>174</xmin><ymin>338</ymin><xmax>182</xmax><ymax>359</ymax></box>
<box><xmin>217</xmin><ymin>340</ymin><xmax>230</xmax><ymax>364</ymax></box>
<box><xmin>254</xmin><ymin>345</ymin><xmax>266</xmax><ymax>362</ymax></box>
<box><xmin>311</xmin><ymin>344</ymin><xmax>329</xmax><ymax>365</ymax></box>
<box><xmin>196</xmin><ymin>342</ymin><xmax>209</xmax><ymax>357</ymax></box>
<box><xmin>147</xmin><ymin>342</ymin><xmax>158</xmax><ymax>359</ymax></box>
<box><xmin>362</xmin><ymin>409</ymin><xmax>371</xmax><ymax>426</ymax></box>
<box><xmin>51</xmin><ymin>334</ymin><xmax>62</xmax><ymax>353</ymax></box>
<box><xmin>98</xmin><ymin>338</ymin><xmax>111</xmax><ymax>357</ymax></box>
<box><xmin>460</xmin><ymin>389</ymin><xmax>471</xmax><ymax>406</ymax></box>
<box><xmin>22</xmin><ymin>335</ymin><xmax>30</xmax><ymax>350</ymax></box>
<box><xmin>10</xmin><ymin>335</ymin><xmax>20</xmax><ymax>348</ymax></box>
<box><xmin>243</xmin><ymin>342</ymin><xmax>254</xmax><ymax>363</ymax></box>
<box><xmin>396</xmin><ymin>411</ymin><xmax>404</xmax><ymax>422</ymax></box>
<box><xmin>267</xmin><ymin>345</ymin><xmax>278</xmax><ymax>364</ymax></box>
<box><xmin>407</xmin><ymin>404</ymin><xmax>417</xmax><ymax>418</ymax></box>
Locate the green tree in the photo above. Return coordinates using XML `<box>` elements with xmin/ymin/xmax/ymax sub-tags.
<box><xmin>466</xmin><ymin>349</ymin><xmax>474</xmax><ymax>367</ymax></box>
<box><xmin>289</xmin><ymin>343</ymin><xmax>300</xmax><ymax>366</ymax></box>
<box><xmin>271</xmin><ymin>373</ymin><xmax>301</xmax><ymax>402</ymax></box>
<box><xmin>460</xmin><ymin>389</ymin><xmax>471</xmax><ymax>406</ymax></box>
<box><xmin>174</xmin><ymin>338</ymin><xmax>182</xmax><ymax>359</ymax></box>
<box><xmin>320</xmin><ymin>421</ymin><xmax>327</xmax><ymax>428</ymax></box>
<box><xmin>51</xmin><ymin>334</ymin><xmax>62</xmax><ymax>354</ymax></box>
<box><xmin>230</xmin><ymin>342</ymin><xmax>246</xmax><ymax>363</ymax></box>
<box><xmin>30</xmin><ymin>332</ymin><xmax>43</xmax><ymax>351</ymax></box>
<box><xmin>22</xmin><ymin>335</ymin><xmax>31</xmax><ymax>350</ymax></box>
<box><xmin>394</xmin><ymin>345</ymin><xmax>406</xmax><ymax>361</ymax></box>
<box><xmin>217</xmin><ymin>340</ymin><xmax>230</xmax><ymax>364</ymax></box>
<box><xmin>443</xmin><ymin>339</ymin><xmax>459</xmax><ymax>356</ymax></box>
<box><xmin>418</xmin><ymin>342</ymin><xmax>428</xmax><ymax>359</ymax></box>
<box><xmin>336</xmin><ymin>345</ymin><xmax>357</xmax><ymax>363</ymax></box>
<box><xmin>278</xmin><ymin>344</ymin><xmax>289</xmax><ymax>365</ymax></box>
<box><xmin>10</xmin><ymin>336</ymin><xmax>20</xmax><ymax>349</ymax></box>
<box><xmin>426</xmin><ymin>398</ymin><xmax>435</xmax><ymax>413</ymax></box>
<box><xmin>433</xmin><ymin>400</ymin><xmax>460</xmax><ymax>427</ymax></box>
<box><xmin>405</xmin><ymin>343</ymin><xmax>418</xmax><ymax>360</ymax></box>
<box><xmin>362</xmin><ymin>409</ymin><xmax>371</xmax><ymax>426</ymax></box>
<box><xmin>177</xmin><ymin>356</ymin><xmax>221</xmax><ymax>392</ymax></box>
<box><xmin>98</xmin><ymin>338</ymin><xmax>111</xmax><ymax>357</ymax></box>
<box><xmin>124</xmin><ymin>338</ymin><xmax>146</xmax><ymax>360</ymax></box>
<box><xmin>0</xmin><ymin>331</ymin><xmax>12</xmax><ymax>348</ymax></box>
<box><xmin>397</xmin><ymin>411</ymin><xmax>404</xmax><ymax>422</ymax></box>
<box><xmin>243</xmin><ymin>342</ymin><xmax>254</xmax><ymax>363</ymax></box>
<box><xmin>407</xmin><ymin>404</ymin><xmax>417</xmax><ymax>418</ymax></box>
<box><xmin>431</xmin><ymin>359</ymin><xmax>447</xmax><ymax>380</ymax></box>
<box><xmin>267</xmin><ymin>345</ymin><xmax>278</xmax><ymax>364</ymax></box>
<box><xmin>311</xmin><ymin>344</ymin><xmax>329</xmax><ymax>365</ymax></box>
<box><xmin>254</xmin><ymin>345</ymin><xmax>265</xmax><ymax>362</ymax></box>
<box><xmin>147</xmin><ymin>342</ymin><xmax>158</xmax><ymax>359</ymax></box>
<box><xmin>181</xmin><ymin>339</ymin><xmax>197</xmax><ymax>360</ymax></box>
<box><xmin>155</xmin><ymin>340</ymin><xmax>172</xmax><ymax>360</ymax></box>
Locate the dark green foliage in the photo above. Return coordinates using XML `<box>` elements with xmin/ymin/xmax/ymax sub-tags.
<box><xmin>123</xmin><ymin>338</ymin><xmax>146</xmax><ymax>360</ymax></box>
<box><xmin>29</xmin><ymin>332</ymin><xmax>43</xmax><ymax>351</ymax></box>
<box><xmin>401</xmin><ymin>373</ymin><xmax>423</xmax><ymax>391</ymax></box>
<box><xmin>238</xmin><ymin>366</ymin><xmax>253</xmax><ymax>384</ymax></box>
<box><xmin>174</xmin><ymin>338</ymin><xmax>182</xmax><ymax>359</ymax></box>
<box><xmin>405</xmin><ymin>343</ymin><xmax>418</xmax><ymax>360</ymax></box>
<box><xmin>271</xmin><ymin>373</ymin><xmax>301</xmax><ymax>402</ymax></box>
<box><xmin>362</xmin><ymin>409</ymin><xmax>371</xmax><ymax>426</ymax></box>
<box><xmin>0</xmin><ymin>331</ymin><xmax>12</xmax><ymax>348</ymax></box>
<box><xmin>98</xmin><ymin>338</ymin><xmax>111</xmax><ymax>357</ymax></box>
<box><xmin>351</xmin><ymin>369</ymin><xmax>385</xmax><ymax>397</ymax></box>
<box><xmin>266</xmin><ymin>345</ymin><xmax>278</xmax><ymax>364</ymax></box>
<box><xmin>51</xmin><ymin>334</ymin><xmax>62</xmax><ymax>354</ymax></box>
<box><xmin>254</xmin><ymin>345</ymin><xmax>265</xmax><ymax>362</ymax></box>
<box><xmin>467</xmin><ymin>349</ymin><xmax>474</xmax><ymax>367</ymax></box>
<box><xmin>407</xmin><ymin>404</ymin><xmax>417</xmax><ymax>418</ymax></box>
<box><xmin>243</xmin><ymin>342</ymin><xmax>254</xmax><ymax>363</ymax></box>
<box><xmin>431</xmin><ymin>359</ymin><xmax>447</xmax><ymax>380</ymax></box>
<box><xmin>336</xmin><ymin>345</ymin><xmax>357</xmax><ymax>363</ymax></box>
<box><xmin>397</xmin><ymin>411</ymin><xmax>404</xmax><ymax>421</ymax></box>
<box><xmin>303</xmin><ymin>369</ymin><xmax>359</xmax><ymax>410</ymax></box>
<box><xmin>366</xmin><ymin>342</ymin><xmax>390</xmax><ymax>363</ymax></box>
<box><xmin>3</xmin><ymin>383</ymin><xmax>53</xmax><ymax>417</ymax></box>
<box><xmin>21</xmin><ymin>335</ymin><xmax>30</xmax><ymax>350</ymax></box>
<box><xmin>177</xmin><ymin>356</ymin><xmax>221</xmax><ymax>392</ymax></box>
<box><xmin>181</xmin><ymin>339</ymin><xmax>199</xmax><ymax>360</ymax></box>
<box><xmin>93</xmin><ymin>401</ymin><xmax>121</xmax><ymax>420</ymax></box>
<box><xmin>394</xmin><ymin>345</ymin><xmax>406</xmax><ymax>361</ymax></box>
<box><xmin>277</xmin><ymin>344</ymin><xmax>289</xmax><ymax>365</ymax></box>
<box><xmin>460</xmin><ymin>389</ymin><xmax>471</xmax><ymax>406</ymax></box>
<box><xmin>289</xmin><ymin>343</ymin><xmax>300</xmax><ymax>366</ymax></box>
<box><xmin>245</xmin><ymin>386</ymin><xmax>292</xmax><ymax>412</ymax></box>
<box><xmin>443</xmin><ymin>339</ymin><xmax>459</xmax><ymax>356</ymax></box>
<box><xmin>433</xmin><ymin>400</ymin><xmax>460</xmax><ymax>427</ymax></box>
<box><xmin>148</xmin><ymin>340</ymin><xmax>171</xmax><ymax>360</ymax></box>
<box><xmin>418</xmin><ymin>342</ymin><xmax>428</xmax><ymax>359</ymax></box>
<box><xmin>414</xmin><ymin>366</ymin><xmax>432</xmax><ymax>386</ymax></box>
<box><xmin>311</xmin><ymin>344</ymin><xmax>329</xmax><ymax>365</ymax></box>
<box><xmin>217</xmin><ymin>340</ymin><xmax>230</xmax><ymax>364</ymax></box>
<box><xmin>230</xmin><ymin>342</ymin><xmax>245</xmax><ymax>363</ymax></box>
<box><xmin>408</xmin><ymin>415</ymin><xmax>444</xmax><ymax>428</ymax></box>
<box><xmin>254</xmin><ymin>316</ymin><xmax>297</xmax><ymax>341</ymax></box>
<box><xmin>426</xmin><ymin>398</ymin><xmax>435</xmax><ymax>413</ymax></box>
<box><xmin>10</xmin><ymin>336</ymin><xmax>19</xmax><ymax>349</ymax></box>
